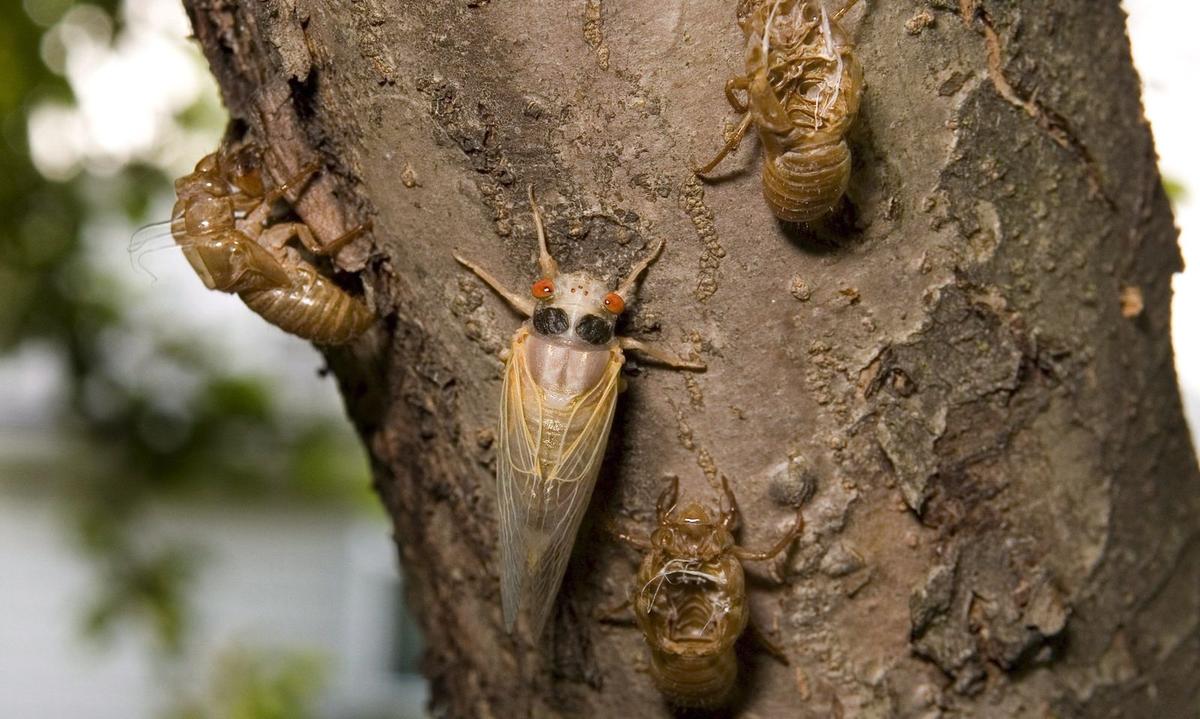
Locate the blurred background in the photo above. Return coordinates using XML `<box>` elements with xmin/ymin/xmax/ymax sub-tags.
<box><xmin>0</xmin><ymin>0</ymin><xmax>425</xmax><ymax>717</ymax></box>
<box><xmin>0</xmin><ymin>1</ymin><xmax>1194</xmax><ymax>717</ymax></box>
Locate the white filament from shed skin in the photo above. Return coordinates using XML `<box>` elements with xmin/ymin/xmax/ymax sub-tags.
<box><xmin>640</xmin><ymin>558</ymin><xmax>725</xmax><ymax>624</ymax></box>
<box><xmin>819</xmin><ymin>6</ymin><xmax>845</xmax><ymax>121</ymax></box>
<box><xmin>759</xmin><ymin>1</ymin><xmax>846</xmax><ymax>133</ymax></box>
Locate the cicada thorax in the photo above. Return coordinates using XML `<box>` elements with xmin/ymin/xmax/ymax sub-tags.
<box><xmin>743</xmin><ymin>0</ymin><xmax>864</xmax><ymax>222</ymax></box>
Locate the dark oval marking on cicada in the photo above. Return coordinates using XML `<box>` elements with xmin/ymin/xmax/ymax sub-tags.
<box><xmin>533</xmin><ymin>306</ymin><xmax>569</xmax><ymax>336</ymax></box>
<box><xmin>575</xmin><ymin>313</ymin><xmax>614</xmax><ymax>345</ymax></box>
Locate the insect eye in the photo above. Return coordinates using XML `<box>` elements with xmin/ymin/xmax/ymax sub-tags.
<box><xmin>575</xmin><ymin>314</ymin><xmax>613</xmax><ymax>345</ymax></box>
<box><xmin>531</xmin><ymin>278</ymin><xmax>555</xmax><ymax>299</ymax></box>
<box><xmin>602</xmin><ymin>292</ymin><xmax>625</xmax><ymax>315</ymax></box>
<box><xmin>532</xmin><ymin>306</ymin><xmax>569</xmax><ymax>336</ymax></box>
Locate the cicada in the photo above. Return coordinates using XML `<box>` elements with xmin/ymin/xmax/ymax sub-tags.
<box><xmin>167</xmin><ymin>138</ymin><xmax>374</xmax><ymax>344</ymax></box>
<box><xmin>696</xmin><ymin>0</ymin><xmax>864</xmax><ymax>223</ymax></box>
<box><xmin>454</xmin><ymin>188</ymin><xmax>705</xmax><ymax>637</ymax></box>
<box><xmin>612</xmin><ymin>476</ymin><xmax>803</xmax><ymax>708</ymax></box>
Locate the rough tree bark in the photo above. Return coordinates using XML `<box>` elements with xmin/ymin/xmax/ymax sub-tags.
<box><xmin>182</xmin><ymin>0</ymin><xmax>1199</xmax><ymax>716</ymax></box>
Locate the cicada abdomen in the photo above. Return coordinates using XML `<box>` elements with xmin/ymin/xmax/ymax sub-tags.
<box><xmin>238</xmin><ymin>264</ymin><xmax>373</xmax><ymax>345</ymax></box>
<box><xmin>168</xmin><ymin>139</ymin><xmax>374</xmax><ymax>345</ymax></box>
<box><xmin>614</xmin><ymin>477</ymin><xmax>803</xmax><ymax>708</ymax></box>
<box><xmin>454</xmin><ymin>187</ymin><xmax>704</xmax><ymax>637</ymax></box>
<box><xmin>698</xmin><ymin>0</ymin><xmax>864</xmax><ymax>223</ymax></box>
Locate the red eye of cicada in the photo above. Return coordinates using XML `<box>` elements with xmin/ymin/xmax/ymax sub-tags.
<box><xmin>531</xmin><ymin>278</ymin><xmax>555</xmax><ymax>299</ymax></box>
<box><xmin>602</xmin><ymin>292</ymin><xmax>625</xmax><ymax>314</ymax></box>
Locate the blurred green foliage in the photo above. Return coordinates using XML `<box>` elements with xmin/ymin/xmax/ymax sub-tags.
<box><xmin>1162</xmin><ymin>175</ymin><xmax>1187</xmax><ymax>207</ymax></box>
<box><xmin>0</xmin><ymin>0</ymin><xmax>373</xmax><ymax>661</ymax></box>
<box><xmin>168</xmin><ymin>647</ymin><xmax>328</xmax><ymax>719</ymax></box>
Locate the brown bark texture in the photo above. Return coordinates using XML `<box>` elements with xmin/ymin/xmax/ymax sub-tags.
<box><xmin>182</xmin><ymin>0</ymin><xmax>1200</xmax><ymax>716</ymax></box>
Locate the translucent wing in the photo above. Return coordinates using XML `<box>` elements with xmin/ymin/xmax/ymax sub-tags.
<box><xmin>497</xmin><ymin>329</ymin><xmax>622</xmax><ymax>636</ymax></box>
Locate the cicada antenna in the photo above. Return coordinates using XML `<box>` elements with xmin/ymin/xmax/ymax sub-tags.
<box><xmin>527</xmin><ymin>185</ymin><xmax>559</xmax><ymax>279</ymax></box>
<box><xmin>614</xmin><ymin>238</ymin><xmax>664</xmax><ymax>304</ymax></box>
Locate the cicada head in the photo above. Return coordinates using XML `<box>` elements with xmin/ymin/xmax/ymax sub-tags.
<box><xmin>209</xmin><ymin>140</ymin><xmax>266</xmax><ymax>199</ymax></box>
<box><xmin>525</xmin><ymin>186</ymin><xmax>665</xmax><ymax>349</ymax></box>
<box><xmin>529</xmin><ymin>270</ymin><xmax>621</xmax><ymax>348</ymax></box>
<box><xmin>223</xmin><ymin>145</ymin><xmax>266</xmax><ymax>198</ymax></box>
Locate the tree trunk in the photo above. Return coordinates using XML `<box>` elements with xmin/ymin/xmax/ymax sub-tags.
<box><xmin>182</xmin><ymin>0</ymin><xmax>1199</xmax><ymax>716</ymax></box>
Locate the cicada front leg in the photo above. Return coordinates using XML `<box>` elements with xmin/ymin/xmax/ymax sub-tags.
<box><xmin>747</xmin><ymin>616</ymin><xmax>790</xmax><ymax>664</ymax></box>
<box><xmin>619</xmin><ymin>336</ymin><xmax>706</xmax><ymax>371</ymax></box>
<box><xmin>239</xmin><ymin>160</ymin><xmax>321</xmax><ymax>230</ymax></box>
<box><xmin>731</xmin><ymin>509</ymin><xmax>805</xmax><ymax>563</ymax></box>
<box><xmin>724</xmin><ymin>475</ymin><xmax>804</xmax><ymax>580</ymax></box>
<box><xmin>833</xmin><ymin>0</ymin><xmax>864</xmax><ymax>22</ymax></box>
<box><xmin>258</xmin><ymin>219</ymin><xmax>372</xmax><ymax>261</ymax></box>
<box><xmin>725</xmin><ymin>74</ymin><xmax>752</xmax><ymax>113</ymax></box>
<box><xmin>693</xmin><ymin>113</ymin><xmax>755</xmax><ymax>177</ymax></box>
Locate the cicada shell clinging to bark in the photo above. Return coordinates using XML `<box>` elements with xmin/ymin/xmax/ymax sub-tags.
<box><xmin>168</xmin><ymin>137</ymin><xmax>374</xmax><ymax>344</ymax></box>
<box><xmin>612</xmin><ymin>476</ymin><xmax>803</xmax><ymax>708</ymax></box>
<box><xmin>697</xmin><ymin>0</ymin><xmax>864</xmax><ymax>223</ymax></box>
<box><xmin>454</xmin><ymin>187</ymin><xmax>705</xmax><ymax>638</ymax></box>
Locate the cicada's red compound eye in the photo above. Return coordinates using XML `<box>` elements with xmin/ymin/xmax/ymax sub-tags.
<box><xmin>602</xmin><ymin>292</ymin><xmax>625</xmax><ymax>315</ymax></box>
<box><xmin>531</xmin><ymin>278</ymin><xmax>555</xmax><ymax>299</ymax></box>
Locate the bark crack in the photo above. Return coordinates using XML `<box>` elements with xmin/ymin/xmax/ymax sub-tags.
<box><xmin>958</xmin><ymin>0</ymin><xmax>1115</xmax><ymax>208</ymax></box>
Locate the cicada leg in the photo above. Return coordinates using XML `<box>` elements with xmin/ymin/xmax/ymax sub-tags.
<box><xmin>725</xmin><ymin>74</ymin><xmax>751</xmax><ymax>113</ymax></box>
<box><xmin>732</xmin><ymin>507</ymin><xmax>805</xmax><ymax>563</ymax></box>
<box><xmin>833</xmin><ymin>0</ymin><xmax>864</xmax><ymax>22</ymax></box>
<box><xmin>693</xmin><ymin>113</ymin><xmax>755</xmax><ymax>176</ymax></box>
<box><xmin>718</xmin><ymin>475</ymin><xmax>740</xmax><ymax>532</ymax></box>
<box><xmin>595</xmin><ymin>597</ymin><xmax>635</xmax><ymax>624</ymax></box>
<box><xmin>262</xmin><ymin>219</ymin><xmax>371</xmax><ymax>258</ymax></box>
<box><xmin>600</xmin><ymin>513</ymin><xmax>653</xmax><ymax>551</ymax></box>
<box><xmin>241</xmin><ymin>161</ymin><xmax>322</xmax><ymax>231</ymax></box>
<box><xmin>656</xmin><ymin>476</ymin><xmax>680</xmax><ymax>523</ymax></box>
<box><xmin>747</xmin><ymin>616</ymin><xmax>790</xmax><ymax>664</ymax></box>
<box><xmin>452</xmin><ymin>253</ymin><xmax>535</xmax><ymax>317</ymax></box>
<box><xmin>618</xmin><ymin>336</ymin><xmax>706</xmax><ymax>371</ymax></box>
<box><xmin>264</xmin><ymin>160</ymin><xmax>321</xmax><ymax>205</ymax></box>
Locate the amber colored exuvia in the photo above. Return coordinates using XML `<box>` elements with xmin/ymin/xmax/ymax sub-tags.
<box><xmin>617</xmin><ymin>477</ymin><xmax>804</xmax><ymax>708</ymax></box>
<box><xmin>697</xmin><ymin>0</ymin><xmax>864</xmax><ymax>223</ymax></box>
<box><xmin>170</xmin><ymin>138</ymin><xmax>373</xmax><ymax>344</ymax></box>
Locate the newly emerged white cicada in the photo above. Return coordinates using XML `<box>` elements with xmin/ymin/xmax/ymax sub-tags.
<box><xmin>454</xmin><ymin>188</ymin><xmax>705</xmax><ymax>637</ymax></box>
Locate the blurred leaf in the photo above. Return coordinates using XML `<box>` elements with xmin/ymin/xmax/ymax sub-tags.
<box><xmin>82</xmin><ymin>545</ymin><xmax>197</xmax><ymax>653</ymax></box>
<box><xmin>1162</xmin><ymin>175</ymin><xmax>1187</xmax><ymax>207</ymax></box>
<box><xmin>167</xmin><ymin>647</ymin><xmax>328</xmax><ymax>719</ymax></box>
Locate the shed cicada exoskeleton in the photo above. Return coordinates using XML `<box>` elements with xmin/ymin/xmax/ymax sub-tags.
<box><xmin>166</xmin><ymin>138</ymin><xmax>374</xmax><ymax>344</ymax></box>
<box><xmin>696</xmin><ymin>0</ymin><xmax>864</xmax><ymax>223</ymax></box>
<box><xmin>454</xmin><ymin>188</ymin><xmax>705</xmax><ymax>637</ymax></box>
<box><xmin>611</xmin><ymin>476</ymin><xmax>803</xmax><ymax>708</ymax></box>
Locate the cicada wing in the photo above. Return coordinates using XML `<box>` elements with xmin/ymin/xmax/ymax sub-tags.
<box><xmin>497</xmin><ymin>336</ymin><xmax>622</xmax><ymax>636</ymax></box>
